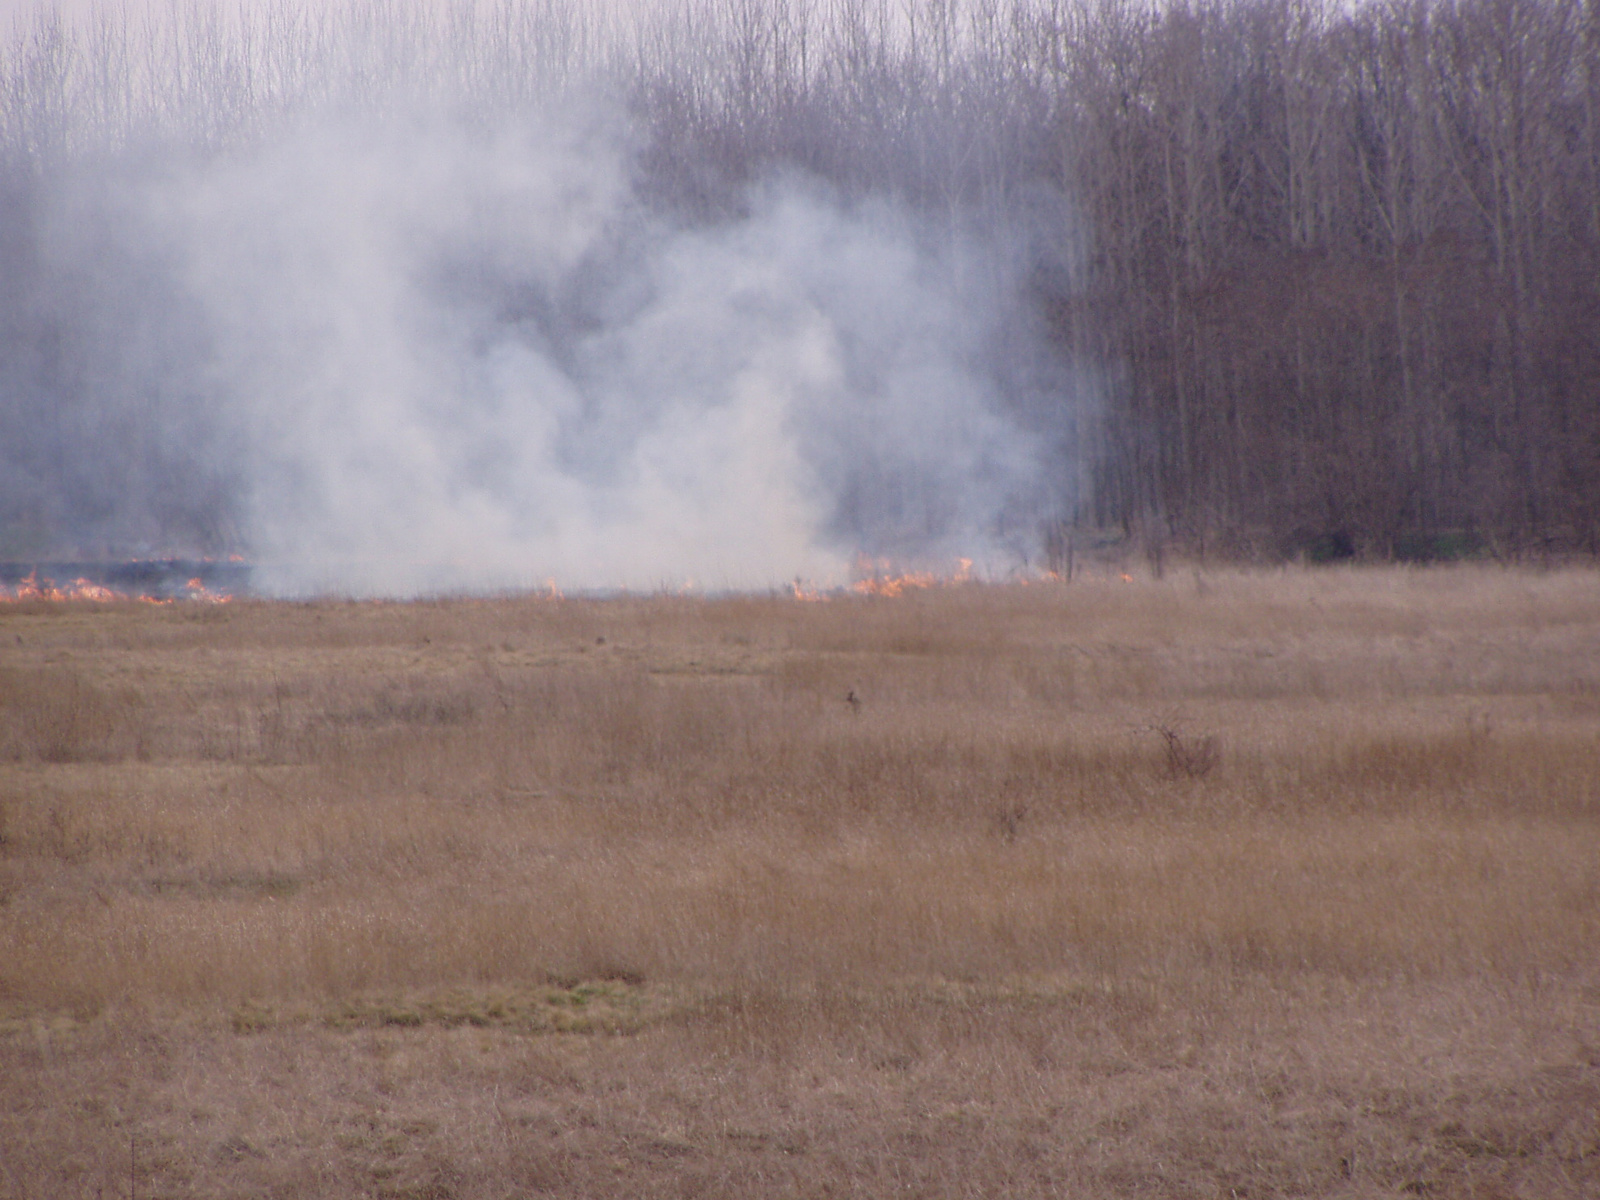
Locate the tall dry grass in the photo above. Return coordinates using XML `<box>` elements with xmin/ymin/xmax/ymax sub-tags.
<box><xmin>1</xmin><ymin>566</ymin><xmax>1596</xmax><ymax>1015</ymax></box>
<box><xmin>3</xmin><ymin>566</ymin><xmax>1599</xmax><ymax>1197</ymax></box>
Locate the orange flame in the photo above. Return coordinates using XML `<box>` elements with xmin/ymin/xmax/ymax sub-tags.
<box><xmin>849</xmin><ymin>556</ymin><xmax>974</xmax><ymax>598</ymax></box>
<box><xmin>70</xmin><ymin>577</ymin><xmax>122</xmax><ymax>602</ymax></box>
<box><xmin>183</xmin><ymin>577</ymin><xmax>234</xmax><ymax>603</ymax></box>
<box><xmin>0</xmin><ymin>571</ymin><xmax>126</xmax><ymax>603</ymax></box>
<box><xmin>0</xmin><ymin>568</ymin><xmax>234</xmax><ymax>604</ymax></box>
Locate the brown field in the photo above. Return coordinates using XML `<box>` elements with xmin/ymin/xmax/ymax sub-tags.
<box><xmin>2</xmin><ymin>565</ymin><xmax>1598</xmax><ymax>1198</ymax></box>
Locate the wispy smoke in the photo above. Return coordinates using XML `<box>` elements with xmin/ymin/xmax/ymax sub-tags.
<box><xmin>0</xmin><ymin>6</ymin><xmax>1090</xmax><ymax>596</ymax></box>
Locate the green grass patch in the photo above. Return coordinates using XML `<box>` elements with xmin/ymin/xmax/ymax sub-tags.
<box><xmin>230</xmin><ymin>981</ymin><xmax>671</xmax><ymax>1035</ymax></box>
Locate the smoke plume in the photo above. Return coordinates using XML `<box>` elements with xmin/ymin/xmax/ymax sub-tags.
<box><xmin>0</xmin><ymin>5</ymin><xmax>1089</xmax><ymax>595</ymax></box>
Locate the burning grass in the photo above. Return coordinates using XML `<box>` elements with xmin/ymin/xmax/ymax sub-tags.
<box><xmin>2</xmin><ymin>565</ymin><xmax>1598</xmax><ymax>1197</ymax></box>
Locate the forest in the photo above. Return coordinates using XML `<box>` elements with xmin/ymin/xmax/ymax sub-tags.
<box><xmin>3</xmin><ymin>0</ymin><xmax>1597</xmax><ymax>570</ymax></box>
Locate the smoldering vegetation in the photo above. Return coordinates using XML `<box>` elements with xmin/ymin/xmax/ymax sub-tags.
<box><xmin>3</xmin><ymin>0</ymin><xmax>1598</xmax><ymax>594</ymax></box>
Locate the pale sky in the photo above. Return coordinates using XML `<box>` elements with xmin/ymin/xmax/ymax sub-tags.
<box><xmin>4</xmin><ymin>0</ymin><xmax>134</xmax><ymax>21</ymax></box>
<box><xmin>1</xmin><ymin>0</ymin><xmax>654</xmax><ymax>18</ymax></box>
<box><xmin>0</xmin><ymin>0</ymin><xmax>643</xmax><ymax>27</ymax></box>
<box><xmin>0</xmin><ymin>0</ymin><xmax>671</xmax><ymax>37</ymax></box>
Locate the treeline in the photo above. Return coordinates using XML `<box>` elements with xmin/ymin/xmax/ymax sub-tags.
<box><xmin>630</xmin><ymin>0</ymin><xmax>1600</xmax><ymax>559</ymax></box>
<box><xmin>4</xmin><ymin>0</ymin><xmax>1597</xmax><ymax>561</ymax></box>
<box><xmin>1065</xmin><ymin>0</ymin><xmax>1600</xmax><ymax>559</ymax></box>
<box><xmin>1063</xmin><ymin>0</ymin><xmax>1600</xmax><ymax>560</ymax></box>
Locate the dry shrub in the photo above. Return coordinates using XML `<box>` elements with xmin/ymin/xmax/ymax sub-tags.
<box><xmin>1148</xmin><ymin>721</ymin><xmax>1221</xmax><ymax>778</ymax></box>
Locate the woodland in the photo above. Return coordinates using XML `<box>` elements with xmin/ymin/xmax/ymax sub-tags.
<box><xmin>2</xmin><ymin>0</ymin><xmax>1597</xmax><ymax>562</ymax></box>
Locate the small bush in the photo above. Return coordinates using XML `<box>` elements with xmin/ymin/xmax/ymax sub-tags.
<box><xmin>1151</xmin><ymin>722</ymin><xmax>1221</xmax><ymax>779</ymax></box>
<box><xmin>1393</xmin><ymin>532</ymin><xmax>1488</xmax><ymax>564</ymax></box>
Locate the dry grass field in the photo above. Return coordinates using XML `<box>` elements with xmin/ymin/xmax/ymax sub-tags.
<box><xmin>2</xmin><ymin>565</ymin><xmax>1598</xmax><ymax>1198</ymax></box>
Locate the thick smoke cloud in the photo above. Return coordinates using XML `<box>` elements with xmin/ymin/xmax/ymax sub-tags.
<box><xmin>0</xmin><ymin>14</ymin><xmax>1087</xmax><ymax>596</ymax></box>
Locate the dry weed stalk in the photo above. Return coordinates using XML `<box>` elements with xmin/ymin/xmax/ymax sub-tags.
<box><xmin>1147</xmin><ymin>720</ymin><xmax>1222</xmax><ymax>779</ymax></box>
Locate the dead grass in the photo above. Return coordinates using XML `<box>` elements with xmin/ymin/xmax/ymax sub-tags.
<box><xmin>2</xmin><ymin>565</ymin><xmax>1598</xmax><ymax>1196</ymax></box>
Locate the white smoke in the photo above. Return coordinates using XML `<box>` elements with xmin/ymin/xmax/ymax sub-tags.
<box><xmin>3</xmin><ymin>6</ymin><xmax>1089</xmax><ymax>596</ymax></box>
<box><xmin>36</xmin><ymin>105</ymin><xmax>1046</xmax><ymax>595</ymax></box>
